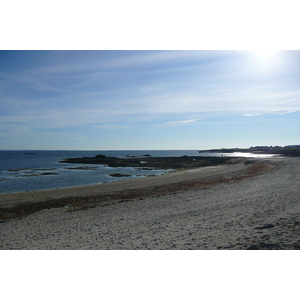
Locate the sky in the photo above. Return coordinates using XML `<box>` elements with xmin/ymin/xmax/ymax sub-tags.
<box><xmin>1</xmin><ymin>50</ymin><xmax>300</xmax><ymax>150</ymax></box>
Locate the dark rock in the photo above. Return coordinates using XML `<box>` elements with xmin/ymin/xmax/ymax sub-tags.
<box><xmin>254</xmin><ymin>224</ymin><xmax>275</xmax><ymax>230</ymax></box>
<box><xmin>95</xmin><ymin>154</ymin><xmax>106</xmax><ymax>158</ymax></box>
<box><xmin>40</xmin><ymin>172</ymin><xmax>59</xmax><ymax>176</ymax></box>
<box><xmin>108</xmin><ymin>173</ymin><xmax>132</xmax><ymax>177</ymax></box>
<box><xmin>294</xmin><ymin>220</ymin><xmax>300</xmax><ymax>227</ymax></box>
<box><xmin>65</xmin><ymin>166</ymin><xmax>98</xmax><ymax>170</ymax></box>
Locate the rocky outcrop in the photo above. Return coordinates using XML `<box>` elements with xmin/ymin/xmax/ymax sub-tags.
<box><xmin>60</xmin><ymin>155</ymin><xmax>232</xmax><ymax>170</ymax></box>
<box><xmin>108</xmin><ymin>173</ymin><xmax>132</xmax><ymax>177</ymax></box>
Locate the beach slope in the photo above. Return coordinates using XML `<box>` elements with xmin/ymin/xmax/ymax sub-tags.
<box><xmin>1</xmin><ymin>157</ymin><xmax>299</xmax><ymax>250</ymax></box>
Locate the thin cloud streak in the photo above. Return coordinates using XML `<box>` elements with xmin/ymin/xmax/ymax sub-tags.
<box><xmin>166</xmin><ymin>119</ymin><xmax>198</xmax><ymax>125</ymax></box>
<box><xmin>243</xmin><ymin>113</ymin><xmax>263</xmax><ymax>117</ymax></box>
<box><xmin>26</xmin><ymin>51</ymin><xmax>229</xmax><ymax>76</ymax></box>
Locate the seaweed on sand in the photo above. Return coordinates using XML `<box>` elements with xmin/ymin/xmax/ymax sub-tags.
<box><xmin>0</xmin><ymin>161</ymin><xmax>276</xmax><ymax>223</ymax></box>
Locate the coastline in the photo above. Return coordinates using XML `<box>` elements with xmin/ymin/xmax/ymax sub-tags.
<box><xmin>2</xmin><ymin>156</ymin><xmax>300</xmax><ymax>249</ymax></box>
<box><xmin>0</xmin><ymin>150</ymin><xmax>232</xmax><ymax>195</ymax></box>
<box><xmin>0</xmin><ymin>161</ymin><xmax>249</xmax><ymax>207</ymax></box>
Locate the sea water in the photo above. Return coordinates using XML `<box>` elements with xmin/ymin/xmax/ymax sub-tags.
<box><xmin>0</xmin><ymin>150</ymin><xmax>199</xmax><ymax>194</ymax></box>
<box><xmin>0</xmin><ymin>150</ymin><xmax>276</xmax><ymax>194</ymax></box>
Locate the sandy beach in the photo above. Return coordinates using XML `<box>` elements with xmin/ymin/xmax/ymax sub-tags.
<box><xmin>1</xmin><ymin>156</ymin><xmax>300</xmax><ymax>250</ymax></box>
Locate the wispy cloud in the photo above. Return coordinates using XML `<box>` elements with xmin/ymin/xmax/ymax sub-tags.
<box><xmin>166</xmin><ymin>119</ymin><xmax>198</xmax><ymax>125</ymax></box>
<box><xmin>1</xmin><ymin>85</ymin><xmax>300</xmax><ymax>133</ymax></box>
<box><xmin>26</xmin><ymin>51</ymin><xmax>229</xmax><ymax>76</ymax></box>
<box><xmin>243</xmin><ymin>113</ymin><xmax>263</xmax><ymax>117</ymax></box>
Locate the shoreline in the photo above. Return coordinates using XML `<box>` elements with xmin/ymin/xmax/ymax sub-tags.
<box><xmin>0</xmin><ymin>162</ymin><xmax>244</xmax><ymax>207</ymax></box>
<box><xmin>0</xmin><ymin>159</ymin><xmax>277</xmax><ymax>221</ymax></box>
<box><xmin>0</xmin><ymin>152</ymin><xmax>233</xmax><ymax>196</ymax></box>
<box><xmin>2</xmin><ymin>156</ymin><xmax>300</xmax><ymax>249</ymax></box>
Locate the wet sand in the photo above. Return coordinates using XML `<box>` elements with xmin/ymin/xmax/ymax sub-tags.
<box><xmin>1</xmin><ymin>156</ymin><xmax>300</xmax><ymax>249</ymax></box>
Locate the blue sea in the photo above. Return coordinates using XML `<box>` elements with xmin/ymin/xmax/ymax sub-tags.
<box><xmin>0</xmin><ymin>150</ymin><xmax>201</xmax><ymax>194</ymax></box>
<box><xmin>0</xmin><ymin>150</ymin><xmax>276</xmax><ymax>194</ymax></box>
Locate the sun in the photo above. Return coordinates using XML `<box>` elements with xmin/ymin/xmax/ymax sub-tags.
<box><xmin>253</xmin><ymin>49</ymin><xmax>277</xmax><ymax>59</ymax></box>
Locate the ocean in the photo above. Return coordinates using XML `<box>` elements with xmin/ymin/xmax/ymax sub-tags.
<box><xmin>0</xmin><ymin>150</ymin><xmax>202</xmax><ymax>194</ymax></box>
<box><xmin>0</xmin><ymin>150</ymin><xmax>276</xmax><ymax>194</ymax></box>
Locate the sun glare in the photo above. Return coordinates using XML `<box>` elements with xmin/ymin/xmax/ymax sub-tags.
<box><xmin>253</xmin><ymin>49</ymin><xmax>277</xmax><ymax>59</ymax></box>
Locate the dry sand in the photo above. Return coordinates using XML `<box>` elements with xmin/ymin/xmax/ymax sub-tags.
<box><xmin>1</xmin><ymin>156</ymin><xmax>300</xmax><ymax>250</ymax></box>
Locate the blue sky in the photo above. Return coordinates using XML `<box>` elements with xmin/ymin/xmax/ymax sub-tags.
<box><xmin>0</xmin><ymin>50</ymin><xmax>300</xmax><ymax>150</ymax></box>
